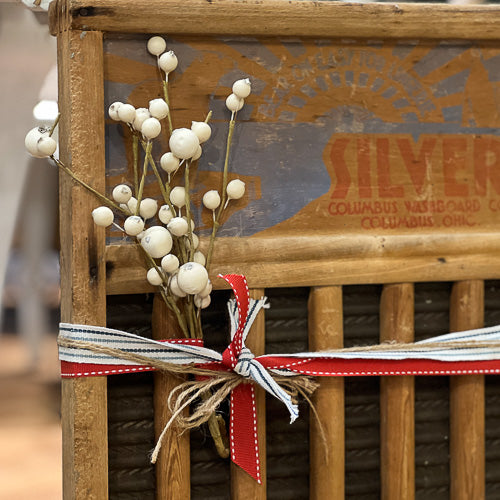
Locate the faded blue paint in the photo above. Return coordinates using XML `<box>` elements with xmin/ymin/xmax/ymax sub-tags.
<box><xmin>221</xmin><ymin>37</ymin><xmax>284</xmax><ymax>74</ymax></box>
<box><xmin>329</xmin><ymin>72</ymin><xmax>342</xmax><ymax>87</ymax></box>
<box><xmin>345</xmin><ymin>70</ymin><xmax>354</xmax><ymax>86</ymax></box>
<box><xmin>315</xmin><ymin>76</ymin><xmax>329</xmax><ymax>92</ymax></box>
<box><xmin>433</xmin><ymin>69</ymin><xmax>470</xmax><ymax>98</ymax></box>
<box><xmin>412</xmin><ymin>45</ymin><xmax>469</xmax><ymax>78</ymax></box>
<box><xmin>358</xmin><ymin>72</ymin><xmax>369</xmax><ymax>87</ymax></box>
<box><xmin>392</xmin><ymin>43</ymin><xmax>417</xmax><ymax>60</ymax></box>
<box><xmin>442</xmin><ymin>105</ymin><xmax>463</xmax><ymax>123</ymax></box>
<box><xmin>482</xmin><ymin>54</ymin><xmax>500</xmax><ymax>82</ymax></box>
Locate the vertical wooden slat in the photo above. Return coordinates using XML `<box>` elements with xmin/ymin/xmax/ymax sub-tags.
<box><xmin>380</xmin><ymin>283</ymin><xmax>415</xmax><ymax>500</ymax></box>
<box><xmin>152</xmin><ymin>296</ymin><xmax>190</xmax><ymax>499</ymax></box>
<box><xmin>231</xmin><ymin>288</ymin><xmax>267</xmax><ymax>499</ymax></box>
<box><xmin>58</xmin><ymin>29</ymin><xmax>108</xmax><ymax>499</ymax></box>
<box><xmin>308</xmin><ymin>286</ymin><xmax>344</xmax><ymax>500</ymax></box>
<box><xmin>450</xmin><ymin>280</ymin><xmax>485</xmax><ymax>500</ymax></box>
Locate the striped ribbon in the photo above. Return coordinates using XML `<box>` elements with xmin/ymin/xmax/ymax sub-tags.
<box><xmin>58</xmin><ymin>274</ymin><xmax>500</xmax><ymax>482</ymax></box>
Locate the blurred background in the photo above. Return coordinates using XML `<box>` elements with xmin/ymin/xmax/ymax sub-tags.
<box><xmin>0</xmin><ymin>1</ymin><xmax>61</xmax><ymax>498</ymax></box>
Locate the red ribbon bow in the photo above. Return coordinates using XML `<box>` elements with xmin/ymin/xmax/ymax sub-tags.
<box><xmin>219</xmin><ymin>273</ymin><xmax>264</xmax><ymax>483</ymax></box>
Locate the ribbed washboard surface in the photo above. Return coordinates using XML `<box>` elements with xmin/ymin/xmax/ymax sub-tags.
<box><xmin>106</xmin><ymin>295</ymin><xmax>156</xmax><ymax>500</ymax></box>
<box><xmin>485</xmin><ymin>281</ymin><xmax>500</xmax><ymax>500</ymax></box>
<box><xmin>106</xmin><ymin>284</ymin><xmax>500</xmax><ymax>499</ymax></box>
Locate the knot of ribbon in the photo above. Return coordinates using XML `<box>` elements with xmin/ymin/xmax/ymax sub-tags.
<box><xmin>233</xmin><ymin>347</ymin><xmax>255</xmax><ymax>378</ymax></box>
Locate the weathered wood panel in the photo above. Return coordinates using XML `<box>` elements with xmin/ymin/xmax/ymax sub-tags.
<box><xmin>50</xmin><ymin>0</ymin><xmax>500</xmax><ymax>41</ymax></box>
<box><xmin>58</xmin><ymin>29</ymin><xmax>108</xmax><ymax>500</ymax></box>
<box><xmin>450</xmin><ymin>281</ymin><xmax>485</xmax><ymax>500</ymax></box>
<box><xmin>380</xmin><ymin>283</ymin><xmax>415</xmax><ymax>500</ymax></box>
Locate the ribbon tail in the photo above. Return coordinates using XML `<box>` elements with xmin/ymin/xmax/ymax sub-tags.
<box><xmin>249</xmin><ymin>360</ymin><xmax>299</xmax><ymax>424</ymax></box>
<box><xmin>230</xmin><ymin>384</ymin><xmax>262</xmax><ymax>484</ymax></box>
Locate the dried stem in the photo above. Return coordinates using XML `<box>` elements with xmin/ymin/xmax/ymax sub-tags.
<box><xmin>205</xmin><ymin>115</ymin><xmax>236</xmax><ymax>271</ymax></box>
<box><xmin>143</xmin><ymin>142</ymin><xmax>176</xmax><ymax>214</ymax></box>
<box><xmin>184</xmin><ymin>161</ymin><xmax>195</xmax><ymax>261</ymax></box>
<box><xmin>51</xmin><ymin>156</ymin><xmax>126</xmax><ymax>214</ymax></box>
<box><xmin>162</xmin><ymin>80</ymin><xmax>174</xmax><ymax>135</ymax></box>
<box><xmin>132</xmin><ymin>135</ymin><xmax>139</xmax><ymax>194</ymax></box>
<box><xmin>135</xmin><ymin>141</ymin><xmax>152</xmax><ymax>215</ymax></box>
<box><xmin>49</xmin><ymin>114</ymin><xmax>60</xmax><ymax>137</ymax></box>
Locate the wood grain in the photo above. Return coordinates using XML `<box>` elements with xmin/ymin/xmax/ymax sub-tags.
<box><xmin>50</xmin><ymin>0</ymin><xmax>500</xmax><ymax>40</ymax></box>
<box><xmin>106</xmin><ymin>233</ymin><xmax>500</xmax><ymax>294</ymax></box>
<box><xmin>58</xmin><ymin>30</ymin><xmax>108</xmax><ymax>499</ymax></box>
<box><xmin>308</xmin><ymin>286</ymin><xmax>344</xmax><ymax>500</ymax></box>
<box><xmin>380</xmin><ymin>284</ymin><xmax>415</xmax><ymax>500</ymax></box>
<box><xmin>152</xmin><ymin>296</ymin><xmax>190</xmax><ymax>500</ymax></box>
<box><xmin>450</xmin><ymin>280</ymin><xmax>485</xmax><ymax>500</ymax></box>
<box><xmin>231</xmin><ymin>288</ymin><xmax>266</xmax><ymax>499</ymax></box>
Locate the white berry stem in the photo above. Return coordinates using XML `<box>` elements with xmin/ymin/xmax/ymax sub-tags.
<box><xmin>51</xmin><ymin>156</ymin><xmax>127</xmax><ymax>214</ymax></box>
<box><xmin>49</xmin><ymin>113</ymin><xmax>60</xmax><ymax>137</ymax></box>
<box><xmin>112</xmin><ymin>222</ymin><xmax>125</xmax><ymax>232</ymax></box>
<box><xmin>162</xmin><ymin>80</ymin><xmax>174</xmax><ymax>135</ymax></box>
<box><xmin>142</xmin><ymin>140</ymin><xmax>176</xmax><ymax>215</ymax></box>
<box><xmin>135</xmin><ymin>141</ymin><xmax>152</xmax><ymax>215</ymax></box>
<box><xmin>138</xmin><ymin>243</ymin><xmax>190</xmax><ymax>337</ymax></box>
<box><xmin>206</xmin><ymin>114</ymin><xmax>236</xmax><ymax>271</ymax></box>
<box><xmin>132</xmin><ymin>134</ymin><xmax>139</xmax><ymax>194</ymax></box>
<box><xmin>184</xmin><ymin>161</ymin><xmax>196</xmax><ymax>261</ymax></box>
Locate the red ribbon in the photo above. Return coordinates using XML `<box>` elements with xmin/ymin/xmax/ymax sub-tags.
<box><xmin>220</xmin><ymin>273</ymin><xmax>263</xmax><ymax>483</ymax></box>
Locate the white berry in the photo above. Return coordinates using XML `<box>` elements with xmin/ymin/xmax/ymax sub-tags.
<box><xmin>182</xmin><ymin>216</ymin><xmax>195</xmax><ymax>232</ymax></box>
<box><xmin>191</xmin><ymin>121</ymin><xmax>212</xmax><ymax>143</ymax></box>
<box><xmin>177</xmin><ymin>262</ymin><xmax>209</xmax><ymax>295</ymax></box>
<box><xmin>139</xmin><ymin>198</ymin><xmax>158</xmax><ymax>219</ymax></box>
<box><xmin>124</xmin><ymin>216</ymin><xmax>145</xmax><ymax>236</ymax></box>
<box><xmin>133</xmin><ymin>108</ymin><xmax>151</xmax><ymax>131</ymax></box>
<box><xmin>202</xmin><ymin>190</ymin><xmax>221</xmax><ymax>210</ymax></box>
<box><xmin>147</xmin><ymin>36</ymin><xmax>167</xmax><ymax>56</ymax></box>
<box><xmin>144</xmin><ymin>225</ymin><xmax>167</xmax><ymax>237</ymax></box>
<box><xmin>158</xmin><ymin>205</ymin><xmax>174</xmax><ymax>224</ymax></box>
<box><xmin>36</xmin><ymin>136</ymin><xmax>57</xmax><ymax>157</ymax></box>
<box><xmin>185</xmin><ymin>233</ymin><xmax>199</xmax><ymax>250</ymax></box>
<box><xmin>170</xmin><ymin>186</ymin><xmax>186</xmax><ymax>208</ymax></box>
<box><xmin>25</xmin><ymin>127</ymin><xmax>49</xmax><ymax>157</ymax></box>
<box><xmin>193</xmin><ymin>251</ymin><xmax>206</xmax><ymax>266</ymax></box>
<box><xmin>149</xmin><ymin>98</ymin><xmax>169</xmax><ymax>120</ymax></box>
<box><xmin>108</xmin><ymin>102</ymin><xmax>122</xmax><ymax>121</ymax></box>
<box><xmin>147</xmin><ymin>267</ymin><xmax>164</xmax><ymax>286</ymax></box>
<box><xmin>198</xmin><ymin>280</ymin><xmax>212</xmax><ymax>298</ymax></box>
<box><xmin>169</xmin><ymin>274</ymin><xmax>187</xmax><ymax>297</ymax></box>
<box><xmin>141</xmin><ymin>226</ymin><xmax>172</xmax><ymax>258</ymax></box>
<box><xmin>192</xmin><ymin>145</ymin><xmax>202</xmax><ymax>161</ymax></box>
<box><xmin>227</xmin><ymin>179</ymin><xmax>245</xmax><ymax>200</ymax></box>
<box><xmin>169</xmin><ymin>128</ymin><xmax>199</xmax><ymax>159</ymax></box>
<box><xmin>226</xmin><ymin>94</ymin><xmax>244</xmax><ymax>112</ymax></box>
<box><xmin>232</xmin><ymin>78</ymin><xmax>252</xmax><ymax>99</ymax></box>
<box><xmin>194</xmin><ymin>294</ymin><xmax>211</xmax><ymax>309</ymax></box>
<box><xmin>161</xmin><ymin>254</ymin><xmax>179</xmax><ymax>273</ymax></box>
<box><xmin>160</xmin><ymin>152</ymin><xmax>180</xmax><ymax>174</ymax></box>
<box><xmin>112</xmin><ymin>184</ymin><xmax>132</xmax><ymax>203</ymax></box>
<box><xmin>92</xmin><ymin>206</ymin><xmax>114</xmax><ymax>227</ymax></box>
<box><xmin>167</xmin><ymin>216</ymin><xmax>188</xmax><ymax>236</ymax></box>
<box><xmin>127</xmin><ymin>196</ymin><xmax>138</xmax><ymax>213</ymax></box>
<box><xmin>159</xmin><ymin>50</ymin><xmax>178</xmax><ymax>74</ymax></box>
<box><xmin>141</xmin><ymin>117</ymin><xmax>161</xmax><ymax>140</ymax></box>
<box><xmin>117</xmin><ymin>103</ymin><xmax>136</xmax><ymax>123</ymax></box>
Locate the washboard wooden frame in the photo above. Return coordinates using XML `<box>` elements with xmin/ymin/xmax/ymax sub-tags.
<box><xmin>50</xmin><ymin>0</ymin><xmax>500</xmax><ymax>498</ymax></box>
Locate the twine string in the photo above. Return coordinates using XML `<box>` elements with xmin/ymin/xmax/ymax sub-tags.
<box><xmin>58</xmin><ymin>336</ymin><xmax>319</xmax><ymax>460</ymax></box>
